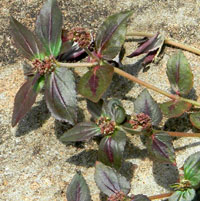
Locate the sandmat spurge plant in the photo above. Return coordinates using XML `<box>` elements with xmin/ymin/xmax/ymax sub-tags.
<box><xmin>9</xmin><ymin>0</ymin><xmax>200</xmax><ymax>200</ymax></box>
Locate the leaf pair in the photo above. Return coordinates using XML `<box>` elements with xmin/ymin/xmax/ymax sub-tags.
<box><xmin>127</xmin><ymin>32</ymin><xmax>165</xmax><ymax>65</ymax></box>
<box><xmin>60</xmin><ymin>99</ymin><xmax>127</xmax><ymax>170</ymax></box>
<box><xmin>67</xmin><ymin>162</ymin><xmax>150</xmax><ymax>201</ymax></box>
<box><xmin>78</xmin><ymin>11</ymin><xmax>133</xmax><ymax>103</ymax></box>
<box><xmin>123</xmin><ymin>89</ymin><xmax>175</xmax><ymax>164</ymax></box>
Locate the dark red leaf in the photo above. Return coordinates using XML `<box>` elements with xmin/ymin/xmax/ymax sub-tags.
<box><xmin>36</xmin><ymin>0</ymin><xmax>62</xmax><ymax>57</ymax></box>
<box><xmin>12</xmin><ymin>73</ymin><xmax>41</xmax><ymax>127</ymax></box>
<box><xmin>95</xmin><ymin>11</ymin><xmax>133</xmax><ymax>60</ymax></box>
<box><xmin>10</xmin><ymin>17</ymin><xmax>44</xmax><ymax>60</ymax></box>
<box><xmin>45</xmin><ymin>67</ymin><xmax>77</xmax><ymax>124</ymax></box>
<box><xmin>59</xmin><ymin>122</ymin><xmax>101</xmax><ymax>142</ymax></box>
<box><xmin>146</xmin><ymin>132</ymin><xmax>176</xmax><ymax>165</ymax></box>
<box><xmin>98</xmin><ymin>130</ymin><xmax>126</xmax><ymax>170</ymax></box>
<box><xmin>95</xmin><ymin>162</ymin><xmax>130</xmax><ymax>196</ymax></box>
<box><xmin>67</xmin><ymin>172</ymin><xmax>91</xmax><ymax>201</ymax></box>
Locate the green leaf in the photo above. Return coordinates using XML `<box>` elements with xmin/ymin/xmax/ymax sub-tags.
<box><xmin>95</xmin><ymin>10</ymin><xmax>133</xmax><ymax>60</ymax></box>
<box><xmin>98</xmin><ymin>130</ymin><xmax>126</xmax><ymax>170</ymax></box>
<box><xmin>67</xmin><ymin>172</ymin><xmax>91</xmax><ymax>201</ymax></box>
<box><xmin>146</xmin><ymin>131</ymin><xmax>176</xmax><ymax>165</ymax></box>
<box><xmin>10</xmin><ymin>17</ymin><xmax>44</xmax><ymax>60</ymax></box>
<box><xmin>12</xmin><ymin>73</ymin><xmax>42</xmax><ymax>127</ymax></box>
<box><xmin>190</xmin><ymin>112</ymin><xmax>200</xmax><ymax>129</ymax></box>
<box><xmin>36</xmin><ymin>0</ymin><xmax>62</xmax><ymax>57</ymax></box>
<box><xmin>95</xmin><ymin>162</ymin><xmax>130</xmax><ymax>196</ymax></box>
<box><xmin>131</xmin><ymin>194</ymin><xmax>151</xmax><ymax>201</ymax></box>
<box><xmin>107</xmin><ymin>99</ymin><xmax>126</xmax><ymax>124</ymax></box>
<box><xmin>167</xmin><ymin>51</ymin><xmax>193</xmax><ymax>96</ymax></box>
<box><xmin>134</xmin><ymin>89</ymin><xmax>162</xmax><ymax>126</ymax></box>
<box><xmin>59</xmin><ymin>122</ymin><xmax>101</xmax><ymax>142</ymax></box>
<box><xmin>33</xmin><ymin>76</ymin><xmax>45</xmax><ymax>93</ymax></box>
<box><xmin>45</xmin><ymin>67</ymin><xmax>77</xmax><ymax>124</ymax></box>
<box><xmin>78</xmin><ymin>65</ymin><xmax>114</xmax><ymax>102</ymax></box>
<box><xmin>184</xmin><ymin>151</ymin><xmax>200</xmax><ymax>188</ymax></box>
<box><xmin>160</xmin><ymin>100</ymin><xmax>192</xmax><ymax>118</ymax></box>
<box><xmin>169</xmin><ymin>189</ymin><xmax>196</xmax><ymax>201</ymax></box>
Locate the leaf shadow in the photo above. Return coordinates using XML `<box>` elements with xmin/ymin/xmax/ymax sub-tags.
<box><xmin>15</xmin><ymin>98</ymin><xmax>50</xmax><ymax>137</ymax></box>
<box><xmin>152</xmin><ymin>162</ymin><xmax>179</xmax><ymax>190</ymax></box>
<box><xmin>104</xmin><ymin>57</ymin><xmax>145</xmax><ymax>99</ymax></box>
<box><xmin>163</xmin><ymin>113</ymin><xmax>193</xmax><ymax>132</ymax></box>
<box><xmin>66</xmin><ymin>149</ymin><xmax>98</xmax><ymax>168</ymax></box>
<box><xmin>54</xmin><ymin>105</ymin><xmax>85</xmax><ymax>141</ymax></box>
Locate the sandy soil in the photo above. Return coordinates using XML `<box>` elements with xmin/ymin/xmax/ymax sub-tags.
<box><xmin>1</xmin><ymin>0</ymin><xmax>200</xmax><ymax>200</ymax></box>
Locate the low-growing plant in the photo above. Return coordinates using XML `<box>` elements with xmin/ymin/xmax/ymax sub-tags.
<box><xmin>9</xmin><ymin>0</ymin><xmax>200</xmax><ymax>200</ymax></box>
<box><xmin>67</xmin><ymin>152</ymin><xmax>200</xmax><ymax>201</ymax></box>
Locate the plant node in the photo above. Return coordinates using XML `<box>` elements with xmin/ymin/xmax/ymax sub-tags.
<box><xmin>62</xmin><ymin>27</ymin><xmax>92</xmax><ymax>48</ymax></box>
<box><xmin>107</xmin><ymin>191</ymin><xmax>126</xmax><ymax>201</ymax></box>
<box><xmin>96</xmin><ymin>117</ymin><xmax>116</xmax><ymax>135</ymax></box>
<box><xmin>129</xmin><ymin>113</ymin><xmax>152</xmax><ymax>131</ymax></box>
<box><xmin>171</xmin><ymin>179</ymin><xmax>192</xmax><ymax>191</ymax></box>
<box><xmin>32</xmin><ymin>56</ymin><xmax>56</xmax><ymax>75</ymax></box>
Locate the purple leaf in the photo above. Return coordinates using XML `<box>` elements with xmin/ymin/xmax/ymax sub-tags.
<box><xmin>36</xmin><ymin>0</ymin><xmax>62</xmax><ymax>57</ymax></box>
<box><xmin>146</xmin><ymin>132</ymin><xmax>176</xmax><ymax>165</ymax></box>
<box><xmin>10</xmin><ymin>17</ymin><xmax>44</xmax><ymax>60</ymax></box>
<box><xmin>78</xmin><ymin>64</ymin><xmax>114</xmax><ymax>102</ymax></box>
<box><xmin>12</xmin><ymin>73</ymin><xmax>41</xmax><ymax>127</ymax></box>
<box><xmin>95</xmin><ymin>162</ymin><xmax>130</xmax><ymax>196</ymax></box>
<box><xmin>67</xmin><ymin>172</ymin><xmax>91</xmax><ymax>201</ymax></box>
<box><xmin>98</xmin><ymin>130</ymin><xmax>126</xmax><ymax>170</ymax></box>
<box><xmin>127</xmin><ymin>33</ymin><xmax>164</xmax><ymax>64</ymax></box>
<box><xmin>96</xmin><ymin>10</ymin><xmax>133</xmax><ymax>60</ymax></box>
<box><xmin>59</xmin><ymin>122</ymin><xmax>101</xmax><ymax>142</ymax></box>
<box><xmin>134</xmin><ymin>89</ymin><xmax>162</xmax><ymax>126</ymax></box>
<box><xmin>45</xmin><ymin>67</ymin><xmax>77</xmax><ymax>124</ymax></box>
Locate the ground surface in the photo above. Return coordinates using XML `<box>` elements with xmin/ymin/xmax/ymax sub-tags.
<box><xmin>1</xmin><ymin>0</ymin><xmax>200</xmax><ymax>200</ymax></box>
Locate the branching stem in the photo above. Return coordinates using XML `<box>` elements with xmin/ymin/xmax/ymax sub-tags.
<box><xmin>126</xmin><ymin>31</ymin><xmax>200</xmax><ymax>55</ymax></box>
<box><xmin>167</xmin><ymin>131</ymin><xmax>200</xmax><ymax>137</ymax></box>
<box><xmin>57</xmin><ymin>61</ymin><xmax>200</xmax><ymax>107</ymax></box>
<box><xmin>148</xmin><ymin>192</ymin><xmax>172</xmax><ymax>200</ymax></box>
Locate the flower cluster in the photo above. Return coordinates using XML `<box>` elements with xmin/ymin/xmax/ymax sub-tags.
<box><xmin>32</xmin><ymin>56</ymin><xmax>56</xmax><ymax>75</ymax></box>
<box><xmin>62</xmin><ymin>27</ymin><xmax>91</xmax><ymax>48</ymax></box>
<box><xmin>96</xmin><ymin>117</ymin><xmax>116</xmax><ymax>135</ymax></box>
<box><xmin>129</xmin><ymin>113</ymin><xmax>152</xmax><ymax>130</ymax></box>
<box><xmin>107</xmin><ymin>191</ymin><xmax>126</xmax><ymax>201</ymax></box>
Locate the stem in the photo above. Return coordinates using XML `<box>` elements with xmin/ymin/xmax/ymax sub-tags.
<box><xmin>167</xmin><ymin>131</ymin><xmax>200</xmax><ymax>137</ymax></box>
<box><xmin>57</xmin><ymin>61</ymin><xmax>98</xmax><ymax>68</ymax></box>
<box><xmin>148</xmin><ymin>192</ymin><xmax>172</xmax><ymax>200</ymax></box>
<box><xmin>180</xmin><ymin>97</ymin><xmax>200</xmax><ymax>107</ymax></box>
<box><xmin>126</xmin><ymin>31</ymin><xmax>200</xmax><ymax>56</ymax></box>
<box><xmin>57</xmin><ymin>61</ymin><xmax>200</xmax><ymax>107</ymax></box>
<box><xmin>113</xmin><ymin>67</ymin><xmax>178</xmax><ymax>100</ymax></box>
